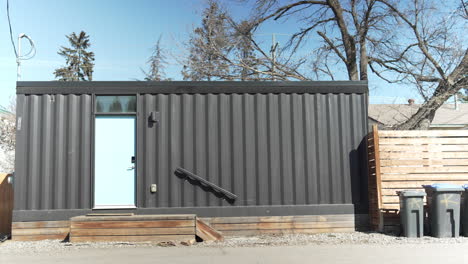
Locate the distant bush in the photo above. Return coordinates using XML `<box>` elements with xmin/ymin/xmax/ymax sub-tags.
<box><xmin>0</xmin><ymin>112</ymin><xmax>15</xmax><ymax>173</ymax></box>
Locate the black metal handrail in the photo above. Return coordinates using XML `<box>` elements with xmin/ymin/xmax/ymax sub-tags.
<box><xmin>174</xmin><ymin>167</ymin><xmax>237</xmax><ymax>204</ymax></box>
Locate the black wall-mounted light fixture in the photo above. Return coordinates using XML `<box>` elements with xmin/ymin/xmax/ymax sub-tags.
<box><xmin>148</xmin><ymin>111</ymin><xmax>160</xmax><ymax>123</ymax></box>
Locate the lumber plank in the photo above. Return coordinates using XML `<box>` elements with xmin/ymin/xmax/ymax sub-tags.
<box><xmin>380</xmin><ymin>159</ymin><xmax>468</xmax><ymax>166</ymax></box>
<box><xmin>367</xmin><ymin>125</ymin><xmax>383</xmax><ymax>233</ymax></box>
<box><xmin>211</xmin><ymin>221</ymin><xmax>356</xmax><ymax>230</ymax></box>
<box><xmin>381</xmin><ymin>166</ymin><xmax>468</xmax><ymax>174</ymax></box>
<box><xmin>12</xmin><ymin>228</ymin><xmax>70</xmax><ymax>236</ymax></box>
<box><xmin>382</xmin><ymin>196</ymin><xmax>415</xmax><ymax>204</ymax></box>
<box><xmin>381</xmin><ymin>173</ymin><xmax>468</xmax><ymax>181</ymax></box>
<box><xmin>381</xmin><ymin>188</ymin><xmax>423</xmax><ymax>196</ymax></box>
<box><xmin>380</xmin><ymin>144</ymin><xmax>468</xmax><ymax>152</ymax></box>
<box><xmin>71</xmin><ymin>220</ymin><xmax>195</xmax><ymax>229</ymax></box>
<box><xmin>379</xmin><ymin>130</ymin><xmax>468</xmax><ymax>137</ymax></box>
<box><xmin>12</xmin><ymin>221</ymin><xmax>70</xmax><ymax>229</ymax></box>
<box><xmin>71</xmin><ymin>227</ymin><xmax>195</xmax><ymax>236</ymax></box>
<box><xmin>381</xmin><ymin>180</ymin><xmax>468</xmax><ymax>188</ymax></box>
<box><xmin>70</xmin><ymin>235</ymin><xmax>194</xmax><ymax>243</ymax></box>
<box><xmin>86</xmin><ymin>213</ymin><xmax>134</xmax><ymax>217</ymax></box>
<box><xmin>380</xmin><ymin>204</ymin><xmax>400</xmax><ymax>210</ymax></box>
<box><xmin>195</xmin><ymin>218</ymin><xmax>223</xmax><ymax>241</ymax></box>
<box><xmin>0</xmin><ymin>173</ymin><xmax>13</xmax><ymax>235</ymax></box>
<box><xmin>380</xmin><ymin>152</ymin><xmax>468</xmax><ymax>159</ymax></box>
<box><xmin>220</xmin><ymin>227</ymin><xmax>356</xmax><ymax>236</ymax></box>
<box><xmin>373</xmin><ymin>126</ymin><xmax>383</xmax><ymax>211</ymax></box>
<box><xmin>71</xmin><ymin>214</ymin><xmax>196</xmax><ymax>222</ymax></box>
<box><xmin>203</xmin><ymin>214</ymin><xmax>358</xmax><ymax>224</ymax></box>
<box><xmin>379</xmin><ymin>138</ymin><xmax>468</xmax><ymax>145</ymax></box>
<box><xmin>12</xmin><ymin>234</ymin><xmax>68</xmax><ymax>241</ymax></box>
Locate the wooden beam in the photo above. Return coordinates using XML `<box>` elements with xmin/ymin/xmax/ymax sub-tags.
<box><xmin>211</xmin><ymin>221</ymin><xmax>355</xmax><ymax>230</ymax></box>
<box><xmin>382</xmin><ymin>180</ymin><xmax>468</xmax><ymax>188</ymax></box>
<box><xmin>379</xmin><ymin>137</ymin><xmax>468</xmax><ymax>145</ymax></box>
<box><xmin>382</xmin><ymin>173</ymin><xmax>468</xmax><ymax>181</ymax></box>
<box><xmin>12</xmin><ymin>234</ymin><xmax>69</xmax><ymax>241</ymax></box>
<box><xmin>70</xmin><ymin>235</ymin><xmax>195</xmax><ymax>243</ymax></box>
<box><xmin>71</xmin><ymin>214</ymin><xmax>196</xmax><ymax>222</ymax></box>
<box><xmin>12</xmin><ymin>228</ymin><xmax>70</xmax><ymax>236</ymax></box>
<box><xmin>367</xmin><ymin>125</ymin><xmax>383</xmax><ymax>232</ymax></box>
<box><xmin>12</xmin><ymin>221</ymin><xmax>70</xmax><ymax>229</ymax></box>
<box><xmin>0</xmin><ymin>173</ymin><xmax>13</xmax><ymax>236</ymax></box>
<box><xmin>381</xmin><ymin>166</ymin><xmax>468</xmax><ymax>174</ymax></box>
<box><xmin>71</xmin><ymin>220</ymin><xmax>195</xmax><ymax>229</ymax></box>
<box><xmin>219</xmin><ymin>227</ymin><xmax>355</xmax><ymax>236</ymax></box>
<box><xmin>380</xmin><ymin>151</ymin><xmax>468</xmax><ymax>159</ymax></box>
<box><xmin>71</xmin><ymin>227</ymin><xmax>195</xmax><ymax>236</ymax></box>
<box><xmin>196</xmin><ymin>218</ymin><xmax>224</xmax><ymax>241</ymax></box>
<box><xmin>380</xmin><ymin>159</ymin><xmax>468</xmax><ymax>166</ymax></box>
<box><xmin>203</xmin><ymin>214</ymin><xmax>361</xmax><ymax>224</ymax></box>
<box><xmin>380</xmin><ymin>144</ymin><xmax>468</xmax><ymax>152</ymax></box>
<box><xmin>379</xmin><ymin>130</ymin><xmax>468</xmax><ymax>137</ymax></box>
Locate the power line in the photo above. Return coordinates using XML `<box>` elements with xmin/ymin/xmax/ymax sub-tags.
<box><xmin>6</xmin><ymin>0</ymin><xmax>36</xmax><ymax>80</ymax></box>
<box><xmin>6</xmin><ymin>0</ymin><xmax>18</xmax><ymax>58</ymax></box>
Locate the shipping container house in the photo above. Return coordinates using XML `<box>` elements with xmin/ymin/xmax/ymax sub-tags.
<box><xmin>13</xmin><ymin>81</ymin><xmax>369</xmax><ymax>240</ymax></box>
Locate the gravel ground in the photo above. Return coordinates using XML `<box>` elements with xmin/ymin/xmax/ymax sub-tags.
<box><xmin>2</xmin><ymin>232</ymin><xmax>468</xmax><ymax>255</ymax></box>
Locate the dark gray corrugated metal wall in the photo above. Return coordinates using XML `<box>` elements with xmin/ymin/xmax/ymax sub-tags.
<box><xmin>136</xmin><ymin>93</ymin><xmax>367</xmax><ymax>209</ymax></box>
<box><xmin>14</xmin><ymin>87</ymin><xmax>367</xmax><ymax>213</ymax></box>
<box><xmin>14</xmin><ymin>94</ymin><xmax>93</xmax><ymax>210</ymax></box>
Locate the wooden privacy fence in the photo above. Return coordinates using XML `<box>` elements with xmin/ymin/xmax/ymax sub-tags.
<box><xmin>367</xmin><ymin>125</ymin><xmax>468</xmax><ymax>232</ymax></box>
<box><xmin>0</xmin><ymin>173</ymin><xmax>14</xmax><ymax>236</ymax></box>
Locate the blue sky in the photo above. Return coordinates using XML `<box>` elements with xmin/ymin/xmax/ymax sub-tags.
<box><xmin>0</xmin><ymin>0</ymin><xmax>427</xmax><ymax>107</ymax></box>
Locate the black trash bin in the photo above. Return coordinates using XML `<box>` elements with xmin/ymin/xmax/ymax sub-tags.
<box><xmin>397</xmin><ymin>190</ymin><xmax>425</xmax><ymax>237</ymax></box>
<box><xmin>460</xmin><ymin>184</ymin><xmax>468</xmax><ymax>236</ymax></box>
<box><xmin>423</xmin><ymin>183</ymin><xmax>464</xmax><ymax>238</ymax></box>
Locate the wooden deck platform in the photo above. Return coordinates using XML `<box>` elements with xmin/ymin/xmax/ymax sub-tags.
<box><xmin>70</xmin><ymin>214</ymin><xmax>197</xmax><ymax>243</ymax></box>
<box><xmin>11</xmin><ymin>213</ymin><xmax>366</xmax><ymax>241</ymax></box>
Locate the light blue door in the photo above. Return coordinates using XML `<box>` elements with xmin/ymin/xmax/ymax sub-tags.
<box><xmin>94</xmin><ymin>116</ymin><xmax>136</xmax><ymax>208</ymax></box>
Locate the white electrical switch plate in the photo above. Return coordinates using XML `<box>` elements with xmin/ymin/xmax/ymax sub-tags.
<box><xmin>151</xmin><ymin>184</ymin><xmax>157</xmax><ymax>193</ymax></box>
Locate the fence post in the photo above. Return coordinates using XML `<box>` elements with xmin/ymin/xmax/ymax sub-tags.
<box><xmin>0</xmin><ymin>173</ymin><xmax>14</xmax><ymax>236</ymax></box>
<box><xmin>368</xmin><ymin>125</ymin><xmax>383</xmax><ymax>232</ymax></box>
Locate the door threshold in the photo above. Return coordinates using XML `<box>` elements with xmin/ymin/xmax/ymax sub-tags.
<box><xmin>93</xmin><ymin>205</ymin><xmax>137</xmax><ymax>210</ymax></box>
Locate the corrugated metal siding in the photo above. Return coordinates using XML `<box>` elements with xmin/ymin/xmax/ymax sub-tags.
<box><xmin>136</xmin><ymin>93</ymin><xmax>367</xmax><ymax>208</ymax></box>
<box><xmin>14</xmin><ymin>91</ymin><xmax>368</xmax><ymax>211</ymax></box>
<box><xmin>14</xmin><ymin>94</ymin><xmax>92</xmax><ymax>210</ymax></box>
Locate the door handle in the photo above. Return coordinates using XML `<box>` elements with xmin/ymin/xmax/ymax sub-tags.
<box><xmin>127</xmin><ymin>166</ymin><xmax>135</xmax><ymax>171</ymax></box>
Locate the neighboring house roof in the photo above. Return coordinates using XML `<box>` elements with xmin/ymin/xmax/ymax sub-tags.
<box><xmin>368</xmin><ymin>103</ymin><xmax>468</xmax><ymax>127</ymax></box>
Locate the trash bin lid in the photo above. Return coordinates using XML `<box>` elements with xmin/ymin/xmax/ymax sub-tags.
<box><xmin>396</xmin><ymin>190</ymin><xmax>426</xmax><ymax>197</ymax></box>
<box><xmin>422</xmin><ymin>183</ymin><xmax>464</xmax><ymax>192</ymax></box>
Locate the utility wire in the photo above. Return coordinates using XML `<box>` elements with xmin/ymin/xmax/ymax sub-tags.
<box><xmin>6</xmin><ymin>0</ymin><xmax>18</xmax><ymax>58</ymax></box>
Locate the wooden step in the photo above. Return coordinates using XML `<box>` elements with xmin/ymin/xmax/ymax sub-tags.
<box><xmin>12</xmin><ymin>221</ymin><xmax>70</xmax><ymax>241</ymax></box>
<box><xmin>69</xmin><ymin>214</ymin><xmax>196</xmax><ymax>243</ymax></box>
<box><xmin>195</xmin><ymin>218</ymin><xmax>224</xmax><ymax>241</ymax></box>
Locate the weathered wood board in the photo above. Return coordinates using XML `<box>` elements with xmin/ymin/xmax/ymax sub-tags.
<box><xmin>200</xmin><ymin>214</ymin><xmax>366</xmax><ymax>236</ymax></box>
<box><xmin>12</xmin><ymin>221</ymin><xmax>70</xmax><ymax>241</ymax></box>
<box><xmin>0</xmin><ymin>173</ymin><xmax>14</xmax><ymax>236</ymax></box>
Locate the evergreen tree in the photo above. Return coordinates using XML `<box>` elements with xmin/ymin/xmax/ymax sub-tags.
<box><xmin>54</xmin><ymin>31</ymin><xmax>95</xmax><ymax>81</ymax></box>
<box><xmin>144</xmin><ymin>37</ymin><xmax>167</xmax><ymax>81</ymax></box>
<box><xmin>182</xmin><ymin>0</ymin><xmax>232</xmax><ymax>81</ymax></box>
